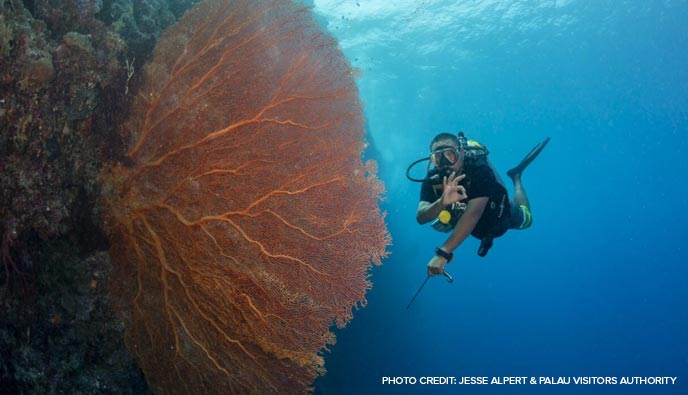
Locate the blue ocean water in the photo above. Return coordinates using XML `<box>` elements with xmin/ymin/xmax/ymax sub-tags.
<box><xmin>309</xmin><ymin>1</ymin><xmax>688</xmax><ymax>394</ymax></box>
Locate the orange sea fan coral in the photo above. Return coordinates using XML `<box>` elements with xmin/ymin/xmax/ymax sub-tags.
<box><xmin>101</xmin><ymin>0</ymin><xmax>390</xmax><ymax>393</ymax></box>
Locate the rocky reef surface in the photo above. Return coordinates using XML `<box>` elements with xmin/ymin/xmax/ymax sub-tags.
<box><xmin>0</xmin><ymin>0</ymin><xmax>195</xmax><ymax>392</ymax></box>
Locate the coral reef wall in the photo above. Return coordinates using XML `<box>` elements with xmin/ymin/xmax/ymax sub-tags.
<box><xmin>102</xmin><ymin>0</ymin><xmax>389</xmax><ymax>393</ymax></box>
<box><xmin>0</xmin><ymin>0</ymin><xmax>195</xmax><ymax>392</ymax></box>
<box><xmin>1</xmin><ymin>0</ymin><xmax>389</xmax><ymax>393</ymax></box>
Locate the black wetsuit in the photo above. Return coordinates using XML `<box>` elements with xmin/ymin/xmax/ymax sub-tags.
<box><xmin>419</xmin><ymin>162</ymin><xmax>511</xmax><ymax>240</ymax></box>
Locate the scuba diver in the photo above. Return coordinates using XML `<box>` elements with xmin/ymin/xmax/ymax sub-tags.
<box><xmin>407</xmin><ymin>131</ymin><xmax>550</xmax><ymax>277</ymax></box>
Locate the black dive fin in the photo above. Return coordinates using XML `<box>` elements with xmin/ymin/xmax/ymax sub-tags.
<box><xmin>507</xmin><ymin>137</ymin><xmax>551</xmax><ymax>179</ymax></box>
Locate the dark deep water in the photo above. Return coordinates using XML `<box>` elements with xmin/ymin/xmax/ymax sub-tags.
<box><xmin>312</xmin><ymin>1</ymin><xmax>688</xmax><ymax>394</ymax></box>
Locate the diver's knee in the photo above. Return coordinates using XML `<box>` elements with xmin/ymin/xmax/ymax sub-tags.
<box><xmin>511</xmin><ymin>205</ymin><xmax>532</xmax><ymax>230</ymax></box>
<box><xmin>520</xmin><ymin>205</ymin><xmax>533</xmax><ymax>229</ymax></box>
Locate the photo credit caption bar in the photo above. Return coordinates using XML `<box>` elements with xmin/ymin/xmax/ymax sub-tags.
<box><xmin>380</xmin><ymin>376</ymin><xmax>678</xmax><ymax>386</ymax></box>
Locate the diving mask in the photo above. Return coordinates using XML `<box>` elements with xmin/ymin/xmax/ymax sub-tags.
<box><xmin>430</xmin><ymin>145</ymin><xmax>460</xmax><ymax>169</ymax></box>
<box><xmin>405</xmin><ymin>145</ymin><xmax>461</xmax><ymax>183</ymax></box>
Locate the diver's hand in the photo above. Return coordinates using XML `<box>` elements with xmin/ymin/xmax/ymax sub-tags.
<box><xmin>441</xmin><ymin>172</ymin><xmax>467</xmax><ymax>206</ymax></box>
<box><xmin>427</xmin><ymin>255</ymin><xmax>448</xmax><ymax>276</ymax></box>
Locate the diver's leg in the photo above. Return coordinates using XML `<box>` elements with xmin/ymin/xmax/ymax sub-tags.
<box><xmin>512</xmin><ymin>174</ymin><xmax>530</xmax><ymax>210</ymax></box>
<box><xmin>509</xmin><ymin>176</ymin><xmax>533</xmax><ymax>231</ymax></box>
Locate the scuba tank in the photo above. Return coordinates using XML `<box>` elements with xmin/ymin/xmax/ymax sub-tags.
<box><xmin>458</xmin><ymin>132</ymin><xmax>489</xmax><ymax>168</ymax></box>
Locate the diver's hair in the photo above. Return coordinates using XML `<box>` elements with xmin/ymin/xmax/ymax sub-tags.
<box><xmin>430</xmin><ymin>133</ymin><xmax>459</xmax><ymax>151</ymax></box>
